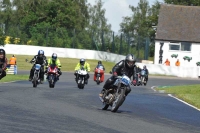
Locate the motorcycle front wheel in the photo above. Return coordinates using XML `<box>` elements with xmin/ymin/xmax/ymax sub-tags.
<box><xmin>32</xmin><ymin>76</ymin><xmax>37</xmax><ymax>88</ymax></box>
<box><xmin>111</xmin><ymin>89</ymin><xmax>125</xmax><ymax>112</ymax></box>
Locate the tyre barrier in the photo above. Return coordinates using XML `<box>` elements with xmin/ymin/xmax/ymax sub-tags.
<box><xmin>6</xmin><ymin>65</ymin><xmax>17</xmax><ymax>75</ymax></box>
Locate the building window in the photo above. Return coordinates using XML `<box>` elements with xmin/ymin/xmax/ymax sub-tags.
<box><xmin>169</xmin><ymin>42</ymin><xmax>191</xmax><ymax>51</ymax></box>
<box><xmin>169</xmin><ymin>43</ymin><xmax>180</xmax><ymax>50</ymax></box>
<box><xmin>181</xmin><ymin>42</ymin><xmax>191</xmax><ymax>51</ymax></box>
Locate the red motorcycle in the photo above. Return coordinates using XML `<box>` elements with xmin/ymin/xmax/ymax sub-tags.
<box><xmin>94</xmin><ymin>66</ymin><xmax>104</xmax><ymax>85</ymax></box>
<box><xmin>47</xmin><ymin>64</ymin><xmax>59</xmax><ymax>88</ymax></box>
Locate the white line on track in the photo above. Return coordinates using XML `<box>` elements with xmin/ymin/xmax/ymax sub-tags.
<box><xmin>151</xmin><ymin>86</ymin><xmax>200</xmax><ymax>112</ymax></box>
<box><xmin>0</xmin><ymin>80</ymin><xmax>21</xmax><ymax>84</ymax></box>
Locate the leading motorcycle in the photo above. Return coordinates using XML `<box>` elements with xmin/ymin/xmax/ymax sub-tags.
<box><xmin>47</xmin><ymin>64</ymin><xmax>59</xmax><ymax>88</ymax></box>
<box><xmin>100</xmin><ymin>74</ymin><xmax>132</xmax><ymax>112</ymax></box>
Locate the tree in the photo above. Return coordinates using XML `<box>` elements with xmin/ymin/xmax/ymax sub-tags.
<box><xmin>120</xmin><ymin>0</ymin><xmax>161</xmax><ymax>58</ymax></box>
<box><xmin>0</xmin><ymin>0</ymin><xmax>15</xmax><ymax>35</ymax></box>
<box><xmin>87</xmin><ymin>0</ymin><xmax>112</xmax><ymax>51</ymax></box>
<box><xmin>164</xmin><ymin>0</ymin><xmax>200</xmax><ymax>6</ymax></box>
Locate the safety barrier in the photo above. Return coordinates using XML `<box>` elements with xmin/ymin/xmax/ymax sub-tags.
<box><xmin>6</xmin><ymin>65</ymin><xmax>17</xmax><ymax>75</ymax></box>
<box><xmin>2</xmin><ymin>44</ymin><xmax>200</xmax><ymax>78</ymax></box>
<box><xmin>141</xmin><ymin>60</ymin><xmax>154</xmax><ymax>64</ymax></box>
<box><xmin>2</xmin><ymin>44</ymin><xmax>126</xmax><ymax>63</ymax></box>
<box><xmin>136</xmin><ymin>63</ymin><xmax>200</xmax><ymax>78</ymax></box>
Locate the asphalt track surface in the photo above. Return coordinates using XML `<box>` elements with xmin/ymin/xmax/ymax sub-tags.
<box><xmin>0</xmin><ymin>72</ymin><xmax>200</xmax><ymax>133</ymax></box>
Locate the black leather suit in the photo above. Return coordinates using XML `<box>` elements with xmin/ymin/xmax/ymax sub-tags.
<box><xmin>29</xmin><ymin>55</ymin><xmax>47</xmax><ymax>80</ymax></box>
<box><xmin>103</xmin><ymin>60</ymin><xmax>137</xmax><ymax>95</ymax></box>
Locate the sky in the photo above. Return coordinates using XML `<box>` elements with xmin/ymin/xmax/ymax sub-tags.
<box><xmin>87</xmin><ymin>0</ymin><xmax>164</xmax><ymax>32</ymax></box>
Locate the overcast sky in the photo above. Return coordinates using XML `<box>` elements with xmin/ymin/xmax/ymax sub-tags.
<box><xmin>87</xmin><ymin>0</ymin><xmax>164</xmax><ymax>32</ymax></box>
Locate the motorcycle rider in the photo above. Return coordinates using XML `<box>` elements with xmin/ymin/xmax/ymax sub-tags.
<box><xmin>99</xmin><ymin>54</ymin><xmax>137</xmax><ymax>101</ymax></box>
<box><xmin>74</xmin><ymin>58</ymin><xmax>90</xmax><ymax>84</ymax></box>
<box><xmin>142</xmin><ymin>65</ymin><xmax>149</xmax><ymax>82</ymax></box>
<box><xmin>136</xmin><ymin>65</ymin><xmax>142</xmax><ymax>85</ymax></box>
<box><xmin>45</xmin><ymin>53</ymin><xmax>62</xmax><ymax>80</ymax></box>
<box><xmin>94</xmin><ymin>61</ymin><xmax>105</xmax><ymax>82</ymax></box>
<box><xmin>0</xmin><ymin>49</ymin><xmax>7</xmax><ymax>80</ymax></box>
<box><xmin>95</xmin><ymin>61</ymin><xmax>105</xmax><ymax>71</ymax></box>
<box><xmin>29</xmin><ymin>50</ymin><xmax>47</xmax><ymax>83</ymax></box>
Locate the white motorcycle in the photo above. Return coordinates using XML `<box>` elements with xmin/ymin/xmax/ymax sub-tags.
<box><xmin>76</xmin><ymin>67</ymin><xmax>88</xmax><ymax>89</ymax></box>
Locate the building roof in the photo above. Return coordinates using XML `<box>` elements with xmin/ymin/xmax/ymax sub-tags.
<box><xmin>155</xmin><ymin>4</ymin><xmax>200</xmax><ymax>43</ymax></box>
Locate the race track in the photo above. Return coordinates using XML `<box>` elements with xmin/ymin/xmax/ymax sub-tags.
<box><xmin>0</xmin><ymin>72</ymin><xmax>200</xmax><ymax>133</ymax></box>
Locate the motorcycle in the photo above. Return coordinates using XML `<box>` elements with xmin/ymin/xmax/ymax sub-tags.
<box><xmin>140</xmin><ymin>70</ymin><xmax>147</xmax><ymax>86</ymax></box>
<box><xmin>100</xmin><ymin>74</ymin><xmax>132</xmax><ymax>112</ymax></box>
<box><xmin>47</xmin><ymin>64</ymin><xmax>59</xmax><ymax>88</ymax></box>
<box><xmin>136</xmin><ymin>72</ymin><xmax>142</xmax><ymax>86</ymax></box>
<box><xmin>76</xmin><ymin>67</ymin><xmax>87</xmax><ymax>89</ymax></box>
<box><xmin>32</xmin><ymin>64</ymin><xmax>42</xmax><ymax>88</ymax></box>
<box><xmin>94</xmin><ymin>66</ymin><xmax>104</xmax><ymax>85</ymax></box>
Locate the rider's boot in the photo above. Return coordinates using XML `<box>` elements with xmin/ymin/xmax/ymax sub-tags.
<box><xmin>29</xmin><ymin>75</ymin><xmax>32</xmax><ymax>81</ymax></box>
<box><xmin>85</xmin><ymin>79</ymin><xmax>88</xmax><ymax>84</ymax></box>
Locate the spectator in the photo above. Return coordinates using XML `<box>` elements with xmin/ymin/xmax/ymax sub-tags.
<box><xmin>9</xmin><ymin>55</ymin><xmax>16</xmax><ymax>65</ymax></box>
<box><xmin>164</xmin><ymin>59</ymin><xmax>170</xmax><ymax>66</ymax></box>
<box><xmin>175</xmin><ymin>59</ymin><xmax>180</xmax><ymax>66</ymax></box>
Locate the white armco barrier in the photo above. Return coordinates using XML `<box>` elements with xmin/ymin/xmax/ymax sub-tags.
<box><xmin>1</xmin><ymin>44</ymin><xmax>200</xmax><ymax>78</ymax></box>
<box><xmin>6</xmin><ymin>65</ymin><xmax>17</xmax><ymax>75</ymax></box>
<box><xmin>136</xmin><ymin>63</ymin><xmax>200</xmax><ymax>78</ymax></box>
<box><xmin>1</xmin><ymin>44</ymin><xmax>125</xmax><ymax>63</ymax></box>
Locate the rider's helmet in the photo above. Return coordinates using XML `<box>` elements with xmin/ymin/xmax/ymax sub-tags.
<box><xmin>0</xmin><ymin>49</ymin><xmax>6</xmax><ymax>59</ymax></box>
<box><xmin>125</xmin><ymin>54</ymin><xmax>136</xmax><ymax>68</ymax></box>
<box><xmin>143</xmin><ymin>65</ymin><xmax>146</xmax><ymax>70</ymax></box>
<box><xmin>98</xmin><ymin>61</ymin><xmax>102</xmax><ymax>65</ymax></box>
<box><xmin>52</xmin><ymin>53</ymin><xmax>57</xmax><ymax>61</ymax></box>
<box><xmin>80</xmin><ymin>58</ymin><xmax>85</xmax><ymax>65</ymax></box>
<box><xmin>38</xmin><ymin>50</ymin><xmax>44</xmax><ymax>59</ymax></box>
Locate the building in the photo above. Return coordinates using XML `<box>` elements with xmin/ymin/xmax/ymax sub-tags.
<box><xmin>154</xmin><ymin>4</ymin><xmax>200</xmax><ymax>67</ymax></box>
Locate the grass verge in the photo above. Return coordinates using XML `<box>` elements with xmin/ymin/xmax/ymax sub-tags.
<box><xmin>7</xmin><ymin>54</ymin><xmax>115</xmax><ymax>73</ymax></box>
<box><xmin>156</xmin><ymin>85</ymin><xmax>200</xmax><ymax>109</ymax></box>
<box><xmin>0</xmin><ymin>74</ymin><xmax>28</xmax><ymax>83</ymax></box>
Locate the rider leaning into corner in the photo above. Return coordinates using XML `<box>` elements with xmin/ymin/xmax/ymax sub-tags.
<box><xmin>29</xmin><ymin>50</ymin><xmax>48</xmax><ymax>83</ymax></box>
<box><xmin>0</xmin><ymin>49</ymin><xmax>7</xmax><ymax>80</ymax></box>
<box><xmin>99</xmin><ymin>54</ymin><xmax>137</xmax><ymax>101</ymax></box>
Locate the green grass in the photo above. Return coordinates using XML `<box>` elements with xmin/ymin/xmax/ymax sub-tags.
<box><xmin>0</xmin><ymin>74</ymin><xmax>28</xmax><ymax>82</ymax></box>
<box><xmin>7</xmin><ymin>54</ymin><xmax>115</xmax><ymax>73</ymax></box>
<box><xmin>156</xmin><ymin>85</ymin><xmax>200</xmax><ymax>109</ymax></box>
<box><xmin>148</xmin><ymin>57</ymin><xmax>154</xmax><ymax>62</ymax></box>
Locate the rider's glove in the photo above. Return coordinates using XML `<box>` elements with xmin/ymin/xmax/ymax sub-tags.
<box><xmin>113</xmin><ymin>72</ymin><xmax>117</xmax><ymax>77</ymax></box>
<box><xmin>132</xmin><ymin>80</ymin><xmax>136</xmax><ymax>85</ymax></box>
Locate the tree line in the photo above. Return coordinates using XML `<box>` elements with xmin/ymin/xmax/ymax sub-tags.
<box><xmin>0</xmin><ymin>0</ymin><xmax>199</xmax><ymax>58</ymax></box>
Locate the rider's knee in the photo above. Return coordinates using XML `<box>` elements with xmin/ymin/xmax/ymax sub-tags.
<box><xmin>125</xmin><ymin>87</ymin><xmax>131</xmax><ymax>96</ymax></box>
